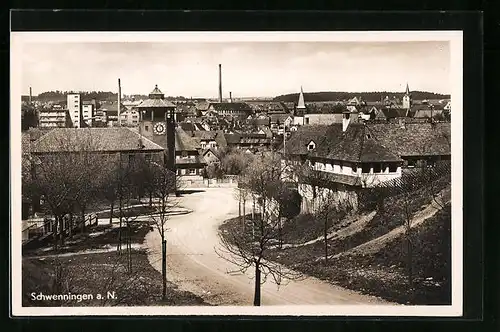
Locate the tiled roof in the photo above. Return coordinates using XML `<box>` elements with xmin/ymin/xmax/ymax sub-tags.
<box><xmin>31</xmin><ymin>128</ymin><xmax>165</xmax><ymax>153</ymax></box>
<box><xmin>322</xmin><ymin>124</ymin><xmax>401</xmax><ymax>163</ymax></box>
<box><xmin>179</xmin><ymin>122</ymin><xmax>195</xmax><ymax>133</ymax></box>
<box><xmin>215</xmin><ymin>130</ymin><xmax>228</xmax><ymax>148</ymax></box>
<box><xmin>175</xmin><ymin>127</ymin><xmax>201</xmax><ymax>151</ymax></box>
<box><xmin>413</xmin><ymin>109</ymin><xmax>444</xmax><ymax>118</ymax></box>
<box><xmin>98</xmin><ymin>102</ymin><xmax>127</xmax><ymax>112</ymax></box>
<box><xmin>193</xmin><ymin>130</ymin><xmax>218</xmax><ymax>141</ymax></box>
<box><xmin>210</xmin><ymin>102</ymin><xmax>252</xmax><ymax>112</ymax></box>
<box><xmin>270</xmin><ymin>113</ymin><xmax>292</xmax><ymax>124</ymax></box>
<box><xmin>137</xmin><ymin>98</ymin><xmax>176</xmax><ymax>108</ymax></box>
<box><xmin>283</xmin><ymin>125</ymin><xmax>331</xmax><ymax>155</ymax></box>
<box><xmin>305</xmin><ymin>170</ymin><xmax>362</xmax><ymax>187</ymax></box>
<box><xmin>176</xmin><ymin>155</ymin><xmax>207</xmax><ymax>165</ymax></box>
<box><xmin>366</xmin><ymin>122</ymin><xmax>451</xmax><ymax>157</ymax></box>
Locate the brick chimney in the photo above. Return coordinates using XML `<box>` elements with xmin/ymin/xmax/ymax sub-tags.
<box><xmin>218</xmin><ymin>64</ymin><xmax>223</xmax><ymax>103</ymax></box>
<box><xmin>229</xmin><ymin>91</ymin><xmax>233</xmax><ymax>103</ymax></box>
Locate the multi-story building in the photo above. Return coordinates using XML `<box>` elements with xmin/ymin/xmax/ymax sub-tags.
<box><xmin>38</xmin><ymin>108</ymin><xmax>73</xmax><ymax>128</ymax></box>
<box><xmin>120</xmin><ymin>109</ymin><xmax>140</xmax><ymax>127</ymax></box>
<box><xmin>67</xmin><ymin>94</ymin><xmax>81</xmax><ymax>128</ymax></box>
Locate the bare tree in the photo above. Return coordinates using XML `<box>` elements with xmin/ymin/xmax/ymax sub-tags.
<box><xmin>140</xmin><ymin>161</ymin><xmax>178</xmax><ymax>300</ymax></box>
<box><xmin>28</xmin><ymin>129</ymin><xmax>102</xmax><ymax>249</ymax></box>
<box><xmin>216</xmin><ymin>153</ymin><xmax>303</xmax><ymax>306</ymax></box>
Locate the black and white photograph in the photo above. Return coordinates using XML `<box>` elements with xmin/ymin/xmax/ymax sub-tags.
<box><xmin>11</xmin><ymin>31</ymin><xmax>463</xmax><ymax>316</ymax></box>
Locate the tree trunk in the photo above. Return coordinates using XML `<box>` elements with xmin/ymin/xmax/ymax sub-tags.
<box><xmin>407</xmin><ymin>235</ymin><xmax>413</xmax><ymax>290</ymax></box>
<box><xmin>243</xmin><ymin>197</ymin><xmax>246</xmax><ymax>231</ymax></box>
<box><xmin>80</xmin><ymin>207</ymin><xmax>86</xmax><ymax>233</ymax></box>
<box><xmin>118</xmin><ymin>196</ymin><xmax>122</xmax><ymax>253</ymax></box>
<box><xmin>252</xmin><ymin>195</ymin><xmax>255</xmax><ymax>220</ymax></box>
<box><xmin>68</xmin><ymin>212</ymin><xmax>73</xmax><ymax>237</ymax></box>
<box><xmin>59</xmin><ymin>215</ymin><xmax>65</xmax><ymax>246</ymax></box>
<box><xmin>109</xmin><ymin>201</ymin><xmax>114</xmax><ymax>225</ymax></box>
<box><xmin>324</xmin><ymin>212</ymin><xmax>328</xmax><ymax>265</ymax></box>
<box><xmin>254</xmin><ymin>261</ymin><xmax>261</xmax><ymax>306</ymax></box>
<box><xmin>53</xmin><ymin>217</ymin><xmax>58</xmax><ymax>251</ymax></box>
<box><xmin>161</xmin><ymin>238</ymin><xmax>167</xmax><ymax>300</ymax></box>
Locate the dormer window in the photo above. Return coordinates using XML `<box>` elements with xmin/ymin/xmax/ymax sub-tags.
<box><xmin>307</xmin><ymin>140</ymin><xmax>316</xmax><ymax>151</ymax></box>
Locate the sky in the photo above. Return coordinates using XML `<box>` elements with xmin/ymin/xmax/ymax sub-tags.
<box><xmin>21</xmin><ymin>41</ymin><xmax>451</xmax><ymax>98</ymax></box>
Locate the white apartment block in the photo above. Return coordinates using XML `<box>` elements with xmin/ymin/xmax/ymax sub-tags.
<box><xmin>67</xmin><ymin>94</ymin><xmax>81</xmax><ymax>128</ymax></box>
<box><xmin>82</xmin><ymin>104</ymin><xmax>94</xmax><ymax>127</ymax></box>
<box><xmin>39</xmin><ymin>109</ymin><xmax>71</xmax><ymax>128</ymax></box>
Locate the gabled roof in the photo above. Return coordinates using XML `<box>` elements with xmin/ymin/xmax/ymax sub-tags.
<box><xmin>202</xmin><ymin>147</ymin><xmax>222</xmax><ymax>160</ymax></box>
<box><xmin>175</xmin><ymin>127</ymin><xmax>201</xmax><ymax>152</ymax></box>
<box><xmin>31</xmin><ymin>128</ymin><xmax>165</xmax><ymax>153</ymax></box>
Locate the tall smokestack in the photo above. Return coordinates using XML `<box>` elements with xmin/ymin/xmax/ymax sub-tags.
<box><xmin>118</xmin><ymin>78</ymin><xmax>121</xmax><ymax>126</ymax></box>
<box><xmin>229</xmin><ymin>91</ymin><xmax>232</xmax><ymax>103</ymax></box>
<box><xmin>29</xmin><ymin>87</ymin><xmax>32</xmax><ymax>104</ymax></box>
<box><xmin>218</xmin><ymin>64</ymin><xmax>222</xmax><ymax>103</ymax></box>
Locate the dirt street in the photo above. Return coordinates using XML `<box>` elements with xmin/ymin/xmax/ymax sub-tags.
<box><xmin>144</xmin><ymin>187</ymin><xmax>392</xmax><ymax>306</ymax></box>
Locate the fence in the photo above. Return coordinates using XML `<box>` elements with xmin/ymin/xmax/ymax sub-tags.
<box><xmin>358</xmin><ymin>161</ymin><xmax>451</xmax><ymax>211</ymax></box>
<box><xmin>22</xmin><ymin>213</ymin><xmax>99</xmax><ymax>248</ymax></box>
<box><xmin>180</xmin><ymin>175</ymin><xmax>239</xmax><ymax>188</ymax></box>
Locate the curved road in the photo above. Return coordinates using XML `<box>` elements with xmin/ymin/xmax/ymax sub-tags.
<box><xmin>144</xmin><ymin>187</ymin><xmax>391</xmax><ymax>306</ymax></box>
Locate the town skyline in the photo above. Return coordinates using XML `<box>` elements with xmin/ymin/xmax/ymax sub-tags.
<box><xmin>21</xmin><ymin>41</ymin><xmax>451</xmax><ymax>98</ymax></box>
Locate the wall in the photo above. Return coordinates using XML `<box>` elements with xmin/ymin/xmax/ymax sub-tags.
<box><xmin>298</xmin><ymin>183</ymin><xmax>359</xmax><ymax>214</ymax></box>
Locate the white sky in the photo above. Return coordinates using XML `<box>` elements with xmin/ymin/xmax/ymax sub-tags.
<box><xmin>21</xmin><ymin>41</ymin><xmax>450</xmax><ymax>98</ymax></box>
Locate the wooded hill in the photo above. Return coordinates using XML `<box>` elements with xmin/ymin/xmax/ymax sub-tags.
<box><xmin>274</xmin><ymin>91</ymin><xmax>451</xmax><ymax>103</ymax></box>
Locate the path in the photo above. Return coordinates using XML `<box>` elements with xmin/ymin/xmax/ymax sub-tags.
<box><xmin>144</xmin><ymin>187</ymin><xmax>393</xmax><ymax>306</ymax></box>
<box><xmin>333</xmin><ymin>186</ymin><xmax>451</xmax><ymax>258</ymax></box>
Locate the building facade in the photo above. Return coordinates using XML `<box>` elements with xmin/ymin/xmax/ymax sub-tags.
<box><xmin>67</xmin><ymin>94</ymin><xmax>81</xmax><ymax>128</ymax></box>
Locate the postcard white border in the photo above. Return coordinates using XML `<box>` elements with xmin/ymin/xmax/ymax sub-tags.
<box><xmin>10</xmin><ymin>31</ymin><xmax>463</xmax><ymax>317</ymax></box>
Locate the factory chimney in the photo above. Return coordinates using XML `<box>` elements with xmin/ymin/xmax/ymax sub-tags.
<box><xmin>118</xmin><ymin>78</ymin><xmax>121</xmax><ymax>126</ymax></box>
<box><xmin>29</xmin><ymin>87</ymin><xmax>32</xmax><ymax>104</ymax></box>
<box><xmin>218</xmin><ymin>64</ymin><xmax>222</xmax><ymax>103</ymax></box>
<box><xmin>229</xmin><ymin>91</ymin><xmax>232</xmax><ymax>103</ymax></box>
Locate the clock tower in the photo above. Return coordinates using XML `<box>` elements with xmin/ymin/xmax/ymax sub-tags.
<box><xmin>136</xmin><ymin>85</ymin><xmax>177</xmax><ymax>171</ymax></box>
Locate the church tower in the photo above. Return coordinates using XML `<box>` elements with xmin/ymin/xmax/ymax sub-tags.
<box><xmin>402</xmin><ymin>83</ymin><xmax>412</xmax><ymax>110</ymax></box>
<box><xmin>295</xmin><ymin>86</ymin><xmax>306</xmax><ymax>116</ymax></box>
<box><xmin>136</xmin><ymin>85</ymin><xmax>177</xmax><ymax>171</ymax></box>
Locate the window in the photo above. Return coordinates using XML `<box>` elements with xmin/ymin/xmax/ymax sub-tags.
<box><xmin>305</xmin><ymin>118</ymin><xmax>310</xmax><ymax>125</ymax></box>
<box><xmin>361</xmin><ymin>164</ymin><xmax>370</xmax><ymax>173</ymax></box>
<box><xmin>210</xmin><ymin>143</ymin><xmax>216</xmax><ymax>148</ymax></box>
<box><xmin>352</xmin><ymin>164</ymin><xmax>358</xmax><ymax>173</ymax></box>
<box><xmin>366</xmin><ymin>134</ymin><xmax>371</xmax><ymax>139</ymax></box>
<box><xmin>181</xmin><ymin>151</ymin><xmax>188</xmax><ymax>158</ymax></box>
<box><xmin>177</xmin><ymin>169</ymin><xmax>182</xmax><ymax>176</ymax></box>
<box><xmin>373</xmin><ymin>163</ymin><xmax>381</xmax><ymax>173</ymax></box>
<box><xmin>144</xmin><ymin>154</ymin><xmax>152</xmax><ymax>162</ymax></box>
<box><xmin>389</xmin><ymin>163</ymin><xmax>397</xmax><ymax>172</ymax></box>
<box><xmin>189</xmin><ymin>168</ymin><xmax>196</xmax><ymax>175</ymax></box>
<box><xmin>145</xmin><ymin>125</ymin><xmax>149</xmax><ymax>131</ymax></box>
<box><xmin>201</xmin><ymin>142</ymin><xmax>206</xmax><ymax>149</ymax></box>
<box><xmin>128</xmin><ymin>154</ymin><xmax>136</xmax><ymax>164</ymax></box>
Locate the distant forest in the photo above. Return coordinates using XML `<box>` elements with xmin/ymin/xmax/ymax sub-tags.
<box><xmin>22</xmin><ymin>91</ymin><xmax>193</xmax><ymax>102</ymax></box>
<box><xmin>273</xmin><ymin>91</ymin><xmax>451</xmax><ymax>103</ymax></box>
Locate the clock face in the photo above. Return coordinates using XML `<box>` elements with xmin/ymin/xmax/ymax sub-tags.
<box><xmin>153</xmin><ymin>122</ymin><xmax>166</xmax><ymax>135</ymax></box>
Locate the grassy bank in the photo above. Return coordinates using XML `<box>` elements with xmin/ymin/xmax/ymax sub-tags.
<box><xmin>23</xmin><ymin>220</ymin><xmax>209</xmax><ymax>306</ymax></box>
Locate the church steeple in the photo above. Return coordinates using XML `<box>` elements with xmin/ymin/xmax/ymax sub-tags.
<box><xmin>297</xmin><ymin>86</ymin><xmax>306</xmax><ymax>109</ymax></box>
<box><xmin>402</xmin><ymin>82</ymin><xmax>412</xmax><ymax>110</ymax></box>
